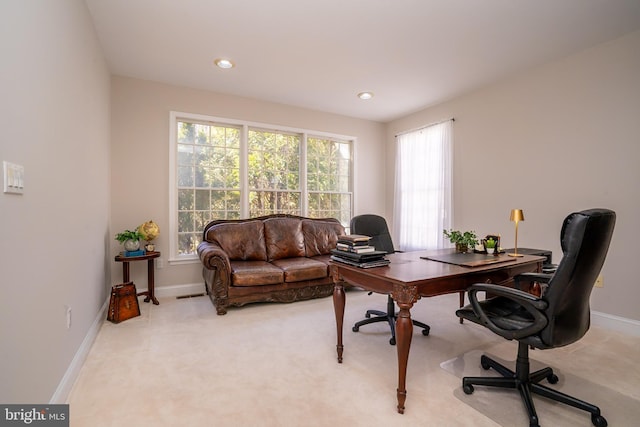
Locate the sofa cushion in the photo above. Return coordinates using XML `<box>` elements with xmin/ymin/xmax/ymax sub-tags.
<box><xmin>271</xmin><ymin>258</ymin><xmax>328</xmax><ymax>282</ymax></box>
<box><xmin>207</xmin><ymin>220</ymin><xmax>267</xmax><ymax>261</ymax></box>
<box><xmin>308</xmin><ymin>254</ymin><xmax>332</xmax><ymax>266</ymax></box>
<box><xmin>302</xmin><ymin>219</ymin><xmax>344</xmax><ymax>256</ymax></box>
<box><xmin>230</xmin><ymin>260</ymin><xmax>284</xmax><ymax>286</ymax></box>
<box><xmin>264</xmin><ymin>217</ymin><xmax>305</xmax><ymax>261</ymax></box>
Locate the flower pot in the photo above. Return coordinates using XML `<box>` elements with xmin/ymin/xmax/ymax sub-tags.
<box><xmin>486</xmin><ymin>247</ymin><xmax>495</xmax><ymax>254</ymax></box>
<box><xmin>124</xmin><ymin>239</ymin><xmax>140</xmax><ymax>252</ymax></box>
<box><xmin>455</xmin><ymin>243</ymin><xmax>468</xmax><ymax>253</ymax></box>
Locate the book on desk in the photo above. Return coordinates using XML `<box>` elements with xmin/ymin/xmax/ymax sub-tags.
<box><xmin>331</xmin><ymin>234</ymin><xmax>390</xmax><ymax>268</ymax></box>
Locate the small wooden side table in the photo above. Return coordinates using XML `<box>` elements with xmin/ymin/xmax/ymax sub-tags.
<box><xmin>114</xmin><ymin>251</ymin><xmax>161</xmax><ymax>305</ymax></box>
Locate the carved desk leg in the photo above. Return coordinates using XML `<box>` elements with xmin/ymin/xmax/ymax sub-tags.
<box><xmin>331</xmin><ymin>266</ymin><xmax>345</xmax><ymax>363</ymax></box>
<box><xmin>393</xmin><ymin>283</ymin><xmax>418</xmax><ymax>414</ymax></box>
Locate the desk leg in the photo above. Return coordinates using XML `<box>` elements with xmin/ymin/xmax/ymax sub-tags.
<box><xmin>146</xmin><ymin>258</ymin><xmax>159</xmax><ymax>305</ymax></box>
<box><xmin>333</xmin><ymin>280</ymin><xmax>345</xmax><ymax>363</ymax></box>
<box><xmin>395</xmin><ymin>301</ymin><xmax>413</xmax><ymax>414</ymax></box>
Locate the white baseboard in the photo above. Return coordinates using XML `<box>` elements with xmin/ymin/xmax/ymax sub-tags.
<box><xmin>50</xmin><ymin>299</ymin><xmax>109</xmax><ymax>404</ymax></box>
<box><xmin>139</xmin><ymin>282</ymin><xmax>206</xmax><ymax>299</ymax></box>
<box><xmin>591</xmin><ymin>310</ymin><xmax>640</xmax><ymax>337</ymax></box>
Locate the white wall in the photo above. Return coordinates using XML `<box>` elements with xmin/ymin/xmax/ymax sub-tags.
<box><xmin>110</xmin><ymin>77</ymin><xmax>386</xmax><ymax>291</ymax></box>
<box><xmin>0</xmin><ymin>0</ymin><xmax>111</xmax><ymax>403</ymax></box>
<box><xmin>386</xmin><ymin>30</ymin><xmax>640</xmax><ymax>321</ymax></box>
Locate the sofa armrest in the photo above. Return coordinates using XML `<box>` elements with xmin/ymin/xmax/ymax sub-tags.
<box><xmin>198</xmin><ymin>241</ymin><xmax>231</xmax><ymax>272</ymax></box>
<box><xmin>198</xmin><ymin>241</ymin><xmax>233</xmax><ymax>315</ymax></box>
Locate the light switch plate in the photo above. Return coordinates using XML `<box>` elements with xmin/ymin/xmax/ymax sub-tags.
<box><xmin>3</xmin><ymin>161</ymin><xmax>24</xmax><ymax>194</ymax></box>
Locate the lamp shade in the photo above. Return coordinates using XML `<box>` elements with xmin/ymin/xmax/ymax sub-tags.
<box><xmin>510</xmin><ymin>209</ymin><xmax>525</xmax><ymax>223</ymax></box>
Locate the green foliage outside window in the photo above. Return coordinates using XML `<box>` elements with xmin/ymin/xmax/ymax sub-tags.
<box><xmin>175</xmin><ymin>120</ymin><xmax>352</xmax><ymax>256</ymax></box>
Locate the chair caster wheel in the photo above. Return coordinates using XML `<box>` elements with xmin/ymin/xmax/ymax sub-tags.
<box><xmin>591</xmin><ymin>414</ymin><xmax>607</xmax><ymax>427</ymax></box>
<box><xmin>365</xmin><ymin>313</ymin><xmax>371</xmax><ymax>319</ymax></box>
<box><xmin>389</xmin><ymin>337</ymin><xmax>396</xmax><ymax>345</ymax></box>
<box><xmin>463</xmin><ymin>384</ymin><xmax>474</xmax><ymax>395</ymax></box>
<box><xmin>547</xmin><ymin>373</ymin><xmax>559</xmax><ymax>384</ymax></box>
<box><xmin>422</xmin><ymin>328</ymin><xmax>430</xmax><ymax>336</ymax></box>
<box><xmin>352</xmin><ymin>326</ymin><xmax>359</xmax><ymax>332</ymax></box>
<box><xmin>480</xmin><ymin>355</ymin><xmax>491</xmax><ymax>370</ymax></box>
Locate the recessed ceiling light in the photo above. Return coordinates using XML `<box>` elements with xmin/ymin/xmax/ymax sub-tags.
<box><xmin>357</xmin><ymin>91</ymin><xmax>374</xmax><ymax>100</ymax></box>
<box><xmin>214</xmin><ymin>58</ymin><xmax>235</xmax><ymax>69</ymax></box>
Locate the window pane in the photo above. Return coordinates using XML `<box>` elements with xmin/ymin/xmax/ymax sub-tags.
<box><xmin>250</xmin><ymin>191</ymin><xmax>300</xmax><ymax>217</ymax></box>
<box><xmin>178</xmin><ymin>166</ymin><xmax>194</xmax><ymax>186</ymax></box>
<box><xmin>178</xmin><ymin>233</ymin><xmax>198</xmax><ymax>255</ymax></box>
<box><xmin>248</xmin><ymin>129</ymin><xmax>300</xmax><ymax>194</ymax></box>
<box><xmin>178</xmin><ymin>211</ymin><xmax>194</xmax><ymax>232</ymax></box>
<box><xmin>178</xmin><ymin>189</ymin><xmax>194</xmax><ymax>210</ymax></box>
<box><xmin>195</xmin><ymin>190</ymin><xmax>210</xmax><ymax>210</ymax></box>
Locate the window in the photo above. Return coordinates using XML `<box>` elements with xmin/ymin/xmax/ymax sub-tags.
<box><xmin>248</xmin><ymin>129</ymin><xmax>301</xmax><ymax>217</ymax></box>
<box><xmin>169</xmin><ymin>112</ymin><xmax>354</xmax><ymax>261</ymax></box>
<box><xmin>306</xmin><ymin>137</ymin><xmax>352</xmax><ymax>224</ymax></box>
<box><xmin>393</xmin><ymin>119</ymin><xmax>453</xmax><ymax>251</ymax></box>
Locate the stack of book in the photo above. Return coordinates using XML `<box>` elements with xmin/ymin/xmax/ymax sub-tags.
<box><xmin>331</xmin><ymin>234</ymin><xmax>390</xmax><ymax>268</ymax></box>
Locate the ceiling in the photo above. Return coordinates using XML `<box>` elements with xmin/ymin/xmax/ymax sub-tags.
<box><xmin>85</xmin><ymin>0</ymin><xmax>640</xmax><ymax>123</ymax></box>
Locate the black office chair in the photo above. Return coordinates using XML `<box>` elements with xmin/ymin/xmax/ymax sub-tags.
<box><xmin>350</xmin><ymin>214</ymin><xmax>430</xmax><ymax>345</ymax></box>
<box><xmin>456</xmin><ymin>209</ymin><xmax>615</xmax><ymax>427</ymax></box>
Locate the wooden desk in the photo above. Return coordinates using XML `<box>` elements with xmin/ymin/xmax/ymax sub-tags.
<box><xmin>330</xmin><ymin>249</ymin><xmax>544</xmax><ymax>414</ymax></box>
<box><xmin>114</xmin><ymin>251</ymin><xmax>161</xmax><ymax>305</ymax></box>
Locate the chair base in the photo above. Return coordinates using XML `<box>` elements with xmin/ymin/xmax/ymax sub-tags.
<box><xmin>352</xmin><ymin>295</ymin><xmax>430</xmax><ymax>345</ymax></box>
<box><xmin>462</xmin><ymin>342</ymin><xmax>607</xmax><ymax>427</ymax></box>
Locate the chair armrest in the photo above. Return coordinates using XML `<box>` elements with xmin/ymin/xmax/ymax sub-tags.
<box><xmin>514</xmin><ymin>272</ymin><xmax>553</xmax><ymax>293</ymax></box>
<box><xmin>467</xmin><ymin>283</ymin><xmax>548</xmax><ymax>340</ymax></box>
<box><xmin>515</xmin><ymin>272</ymin><xmax>552</xmax><ymax>284</ymax></box>
<box><xmin>513</xmin><ymin>273</ymin><xmax>553</xmax><ymax>295</ymax></box>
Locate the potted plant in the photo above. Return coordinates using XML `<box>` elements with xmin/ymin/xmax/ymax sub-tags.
<box><xmin>484</xmin><ymin>237</ymin><xmax>497</xmax><ymax>254</ymax></box>
<box><xmin>443</xmin><ymin>229</ymin><xmax>478</xmax><ymax>253</ymax></box>
<box><xmin>115</xmin><ymin>229</ymin><xmax>144</xmax><ymax>252</ymax></box>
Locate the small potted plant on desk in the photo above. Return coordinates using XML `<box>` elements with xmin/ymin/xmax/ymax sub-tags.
<box><xmin>484</xmin><ymin>237</ymin><xmax>497</xmax><ymax>254</ymax></box>
<box><xmin>443</xmin><ymin>229</ymin><xmax>479</xmax><ymax>253</ymax></box>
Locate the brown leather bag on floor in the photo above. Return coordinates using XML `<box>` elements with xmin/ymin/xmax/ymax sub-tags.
<box><xmin>107</xmin><ymin>282</ymin><xmax>140</xmax><ymax>323</ymax></box>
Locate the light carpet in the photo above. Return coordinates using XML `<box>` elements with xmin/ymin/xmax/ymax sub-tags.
<box><xmin>440</xmin><ymin>349</ymin><xmax>640</xmax><ymax>426</ymax></box>
<box><xmin>68</xmin><ymin>290</ymin><xmax>640</xmax><ymax>426</ymax></box>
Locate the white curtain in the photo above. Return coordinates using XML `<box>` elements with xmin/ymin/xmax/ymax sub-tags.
<box><xmin>393</xmin><ymin>120</ymin><xmax>453</xmax><ymax>251</ymax></box>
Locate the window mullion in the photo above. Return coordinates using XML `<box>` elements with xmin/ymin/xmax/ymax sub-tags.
<box><xmin>300</xmin><ymin>133</ymin><xmax>308</xmax><ymax>216</ymax></box>
<box><xmin>240</xmin><ymin>124</ymin><xmax>249</xmax><ymax>217</ymax></box>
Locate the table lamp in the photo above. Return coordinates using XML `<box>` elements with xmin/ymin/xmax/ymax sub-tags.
<box><xmin>508</xmin><ymin>209</ymin><xmax>524</xmax><ymax>257</ymax></box>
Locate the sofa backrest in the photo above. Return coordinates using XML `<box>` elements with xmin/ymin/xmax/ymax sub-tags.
<box><xmin>205</xmin><ymin>220</ymin><xmax>268</xmax><ymax>261</ymax></box>
<box><xmin>203</xmin><ymin>215</ymin><xmax>345</xmax><ymax>261</ymax></box>
<box><xmin>264</xmin><ymin>217</ymin><xmax>305</xmax><ymax>261</ymax></box>
<box><xmin>302</xmin><ymin>219</ymin><xmax>345</xmax><ymax>256</ymax></box>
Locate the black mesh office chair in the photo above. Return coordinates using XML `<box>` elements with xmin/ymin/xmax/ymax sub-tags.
<box><xmin>456</xmin><ymin>209</ymin><xmax>615</xmax><ymax>427</ymax></box>
<box><xmin>350</xmin><ymin>214</ymin><xmax>430</xmax><ymax>345</ymax></box>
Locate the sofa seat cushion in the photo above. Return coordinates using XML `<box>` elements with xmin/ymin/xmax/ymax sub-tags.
<box><xmin>230</xmin><ymin>260</ymin><xmax>284</xmax><ymax>287</ymax></box>
<box><xmin>308</xmin><ymin>254</ymin><xmax>332</xmax><ymax>266</ymax></box>
<box><xmin>270</xmin><ymin>258</ymin><xmax>328</xmax><ymax>282</ymax></box>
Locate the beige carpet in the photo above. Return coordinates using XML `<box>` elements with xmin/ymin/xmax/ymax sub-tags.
<box><xmin>440</xmin><ymin>350</ymin><xmax>640</xmax><ymax>426</ymax></box>
<box><xmin>68</xmin><ymin>290</ymin><xmax>640</xmax><ymax>426</ymax></box>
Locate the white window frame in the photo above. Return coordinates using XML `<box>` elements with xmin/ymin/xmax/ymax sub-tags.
<box><xmin>168</xmin><ymin>111</ymin><xmax>356</xmax><ymax>264</ymax></box>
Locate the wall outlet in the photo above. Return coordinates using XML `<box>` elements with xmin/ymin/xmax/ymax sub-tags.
<box><xmin>594</xmin><ymin>275</ymin><xmax>604</xmax><ymax>288</ymax></box>
<box><xmin>156</xmin><ymin>258</ymin><xmax>163</xmax><ymax>269</ymax></box>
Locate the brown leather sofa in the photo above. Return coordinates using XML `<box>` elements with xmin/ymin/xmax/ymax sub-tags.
<box><xmin>198</xmin><ymin>214</ymin><xmax>345</xmax><ymax>314</ymax></box>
